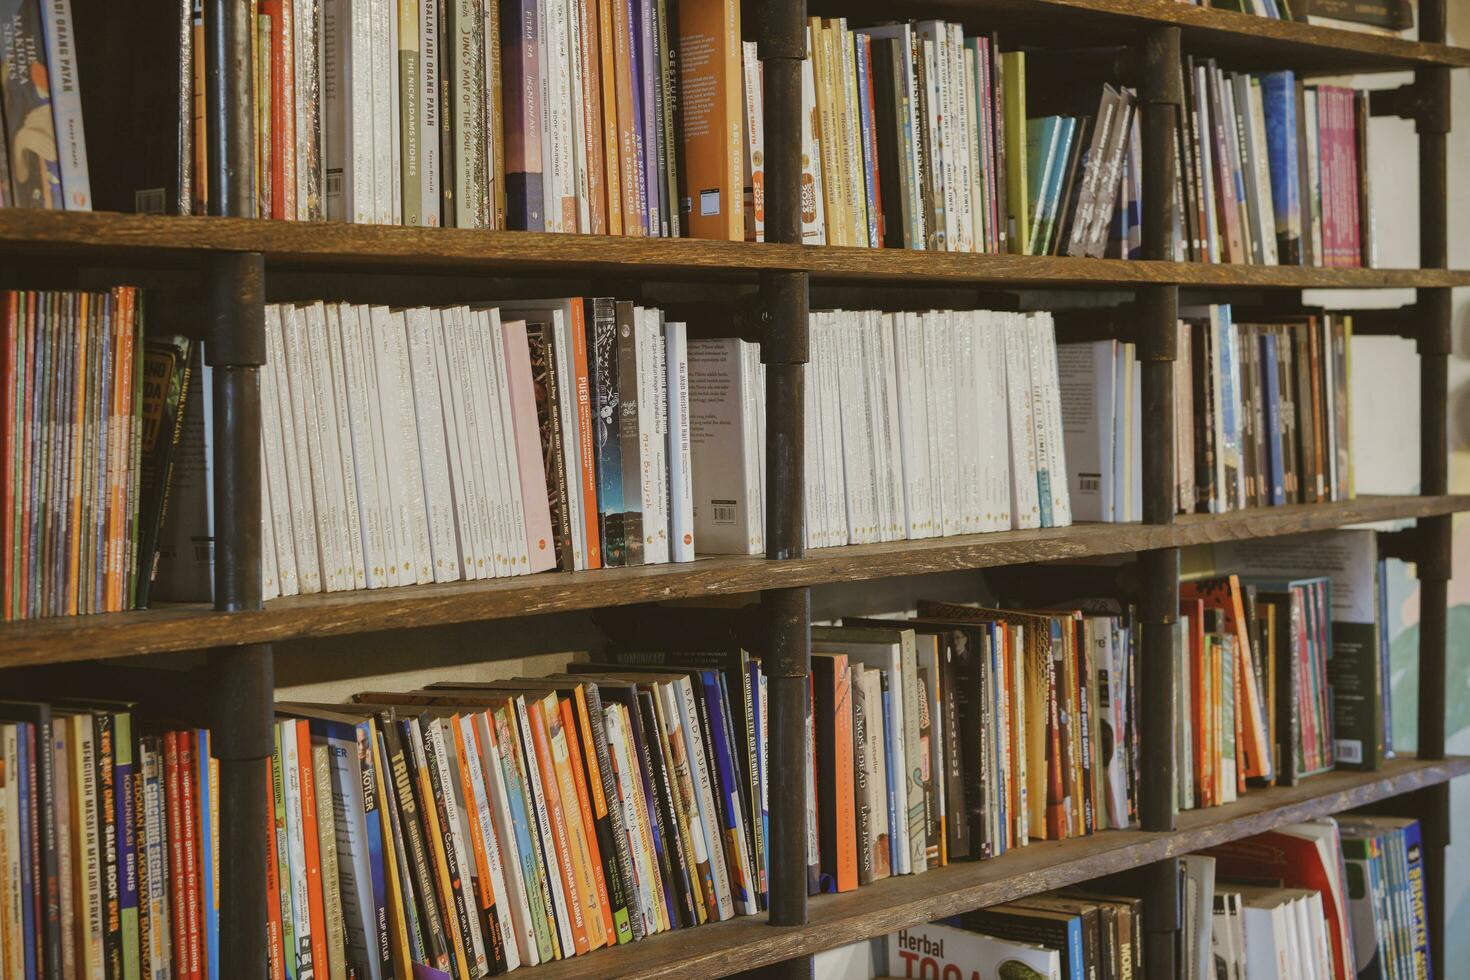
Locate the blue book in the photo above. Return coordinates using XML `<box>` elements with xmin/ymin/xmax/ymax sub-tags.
<box><xmin>1400</xmin><ymin>820</ymin><xmax>1432</xmax><ymax>978</ymax></box>
<box><xmin>1215</xmin><ymin>306</ymin><xmax>1244</xmax><ymax>509</ymax></box>
<box><xmin>1040</xmin><ymin>116</ymin><xmax>1077</xmax><ymax>256</ymax></box>
<box><xmin>879</xmin><ymin>672</ymin><xmax>901</xmax><ymax>876</ymax></box>
<box><xmin>196</xmin><ymin>728</ymin><xmax>218</xmax><ymax>980</ymax></box>
<box><xmin>310</xmin><ymin>715</ymin><xmax>381</xmax><ymax>980</ymax></box>
<box><xmin>987</xmin><ymin>623</ymin><xmax>1007</xmax><ymax>852</ymax></box>
<box><xmin>1261</xmin><ymin>71</ymin><xmax>1303</xmax><ymax>265</ymax></box>
<box><xmin>700</xmin><ymin>671</ymin><xmax>754</xmax><ymax>911</ymax></box>
<box><xmin>1259</xmin><ymin>331</ymin><xmax>1287</xmax><ymax>505</ymax></box>
<box><xmin>854</xmin><ymin>34</ymin><xmax>881</xmax><ymax>248</ymax></box>
<box><xmin>473</xmin><ymin>713</ymin><xmax>552</xmax><ymax>963</ymax></box>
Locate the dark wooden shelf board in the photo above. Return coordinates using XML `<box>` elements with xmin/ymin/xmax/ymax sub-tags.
<box><xmin>522</xmin><ymin>756</ymin><xmax>1470</xmax><ymax>980</ymax></box>
<box><xmin>0</xmin><ymin>210</ymin><xmax>1467</xmax><ymax>288</ymax></box>
<box><xmin>834</xmin><ymin>0</ymin><xmax>1470</xmax><ymax>74</ymax></box>
<box><xmin>1</xmin><ymin>494</ymin><xmax>1463</xmax><ymax>667</ymax></box>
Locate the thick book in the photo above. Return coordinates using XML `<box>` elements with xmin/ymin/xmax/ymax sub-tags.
<box><xmin>675</xmin><ymin>0</ymin><xmax>742</xmax><ymax>240</ymax></box>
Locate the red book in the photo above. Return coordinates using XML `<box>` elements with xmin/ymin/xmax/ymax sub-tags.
<box><xmin>2</xmin><ymin>292</ymin><xmax>15</xmax><ymax>618</ymax></box>
<box><xmin>163</xmin><ymin>732</ymin><xmax>190</xmax><ymax>978</ymax></box>
<box><xmin>295</xmin><ymin>721</ymin><xmax>330</xmax><ymax>978</ymax></box>
<box><xmin>569</xmin><ymin>300</ymin><xmax>602</xmax><ymax>570</ymax></box>
<box><xmin>178</xmin><ymin>732</ymin><xmax>202</xmax><ymax>980</ymax></box>
<box><xmin>1203</xmin><ymin>824</ymin><xmax>1353</xmax><ymax>980</ymax></box>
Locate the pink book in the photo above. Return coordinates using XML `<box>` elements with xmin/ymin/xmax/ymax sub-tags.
<box><xmin>1317</xmin><ymin>88</ymin><xmax>1339</xmax><ymax>268</ymax></box>
<box><xmin>501</xmin><ymin>318</ymin><xmax>560</xmax><ymax>573</ymax></box>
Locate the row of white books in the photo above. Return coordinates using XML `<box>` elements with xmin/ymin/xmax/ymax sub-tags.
<box><xmin>686</xmin><ymin>309</ymin><xmax>1073</xmax><ymax>555</ymax></box>
<box><xmin>251</xmin><ymin>300</ymin><xmax>695</xmax><ymax>600</ymax></box>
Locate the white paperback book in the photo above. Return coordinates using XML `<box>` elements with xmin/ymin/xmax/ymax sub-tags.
<box><xmin>432</xmin><ymin>310</ymin><xmax>485</xmax><ymax>578</ymax></box>
<box><xmin>917</xmin><ymin>313</ymin><xmax>945</xmax><ymax>538</ymax></box>
<box><xmin>384</xmin><ymin>308</ymin><xmax>436</xmax><ymax>583</ymax></box>
<box><xmin>664</xmin><ymin>322</ymin><xmax>695</xmax><ymax>562</ymax></box>
<box><xmin>1057</xmin><ymin>339</ymin><xmax>1117</xmax><ymax>523</ymax></box>
<box><xmin>460</xmin><ymin>308</ymin><xmax>512</xmax><ymax>579</ymax></box>
<box><xmin>307</xmin><ymin>303</ymin><xmax>357</xmax><ymax>590</ymax></box>
<box><xmin>1004</xmin><ymin>314</ymin><xmax>1042</xmax><ymax>530</ymax></box>
<box><xmin>472</xmin><ymin>308</ymin><xmax>520</xmax><ymax>577</ymax></box>
<box><xmin>354</xmin><ymin>305</ymin><xmax>402</xmax><ymax>587</ymax></box>
<box><xmin>259</xmin><ymin>308</ymin><xmax>300</xmax><ymax>597</ymax></box>
<box><xmin>286</xmin><ymin>304</ymin><xmax>343</xmax><ymax>591</ymax></box>
<box><xmin>686</xmin><ymin>338</ymin><xmax>761</xmax><ymax>555</ymax></box>
<box><xmin>334</xmin><ymin>303</ymin><xmax>390</xmax><ymax>588</ymax></box>
<box><xmin>323</xmin><ymin>304</ymin><xmax>369</xmax><ymax>589</ymax></box>
<box><xmin>404</xmin><ymin>307</ymin><xmax>461</xmax><ymax>582</ymax></box>
<box><xmin>447</xmin><ymin>306</ymin><xmax>498</xmax><ymax>579</ymax></box>
<box><xmin>269</xmin><ymin>306</ymin><xmax>322</xmax><ymax>593</ymax></box>
<box><xmin>821</xmin><ymin>316</ymin><xmax>848</xmax><ymax>546</ymax></box>
<box><xmin>637</xmin><ymin>308</ymin><xmax>670</xmax><ymax>564</ymax></box>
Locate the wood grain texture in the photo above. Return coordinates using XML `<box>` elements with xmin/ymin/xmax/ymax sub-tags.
<box><xmin>510</xmin><ymin>757</ymin><xmax>1470</xmax><ymax>979</ymax></box>
<box><xmin>1</xmin><ymin>495</ymin><xmax>1464</xmax><ymax>667</ymax></box>
<box><xmin>0</xmin><ymin>210</ymin><xmax>1467</xmax><ymax>288</ymax></box>
<box><xmin>832</xmin><ymin>0</ymin><xmax>1470</xmax><ymax>74</ymax></box>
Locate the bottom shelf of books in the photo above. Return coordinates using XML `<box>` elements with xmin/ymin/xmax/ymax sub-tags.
<box><xmin>511</xmin><ymin>756</ymin><xmax>1466</xmax><ymax>980</ymax></box>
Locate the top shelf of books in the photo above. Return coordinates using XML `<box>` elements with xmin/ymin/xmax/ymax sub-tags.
<box><xmin>844</xmin><ymin>0</ymin><xmax>1470</xmax><ymax>74</ymax></box>
<box><xmin>3</xmin><ymin>210</ymin><xmax>1469</xmax><ymax>288</ymax></box>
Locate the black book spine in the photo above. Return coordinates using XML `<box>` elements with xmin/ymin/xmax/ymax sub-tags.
<box><xmin>869</xmin><ymin>39</ymin><xmax>906</xmax><ymax>249</ymax></box>
<box><xmin>588</xmin><ymin>298</ymin><xmax>627</xmax><ymax>567</ymax></box>
<box><xmin>1291</xmin><ymin>327</ymin><xmax>1319</xmax><ymax>504</ymax></box>
<box><xmin>634</xmin><ymin>691</ymin><xmax>694</xmax><ymax>928</ymax></box>
<box><xmin>387</xmin><ymin>716</ymin><xmax>451</xmax><ymax>970</ymax></box>
<box><xmin>135</xmin><ymin>335</ymin><xmax>194</xmax><ymax>607</ymax></box>
<box><xmin>94</xmin><ymin>713</ymin><xmax>122</xmax><ymax>978</ymax></box>
<box><xmin>939</xmin><ymin>634</ymin><xmax>969</xmax><ymax>860</ymax></box>
<box><xmin>1075</xmin><ymin>622</ymin><xmax>1095</xmax><ymax>837</ymax></box>
<box><xmin>811</xmin><ymin>656</ymin><xmax>839</xmax><ymax>892</ymax></box>
<box><xmin>953</xmin><ymin>632</ymin><xmax>990</xmax><ymax>860</ymax></box>
<box><xmin>1306</xmin><ymin>0</ymin><xmax>1413</xmax><ymax>29</ymax></box>
<box><xmin>575</xmin><ymin>684</ymin><xmax>641</xmax><ymax>942</ymax></box>
<box><xmin>614</xmin><ymin>302</ymin><xmax>644</xmax><ymax>565</ymax></box>
<box><xmin>526</xmin><ymin>321</ymin><xmax>575</xmax><ymax>570</ymax></box>
<box><xmin>373</xmin><ymin>726</ymin><xmax>425</xmax><ymax>969</ymax></box>
<box><xmin>1191</xmin><ymin>322</ymin><xmax>1216</xmax><ymax>512</ymax></box>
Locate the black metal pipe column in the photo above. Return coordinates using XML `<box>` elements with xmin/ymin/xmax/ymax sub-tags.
<box><xmin>758</xmin><ymin>3</ymin><xmax>812</xmax><ymax>977</ymax></box>
<box><xmin>1414</xmin><ymin>0</ymin><xmax>1452</xmax><ymax>968</ymax></box>
<box><xmin>205</xmin><ymin>0</ymin><xmax>273</xmax><ymax>973</ymax></box>
<box><xmin>1137</xmin><ymin>25</ymin><xmax>1183</xmax><ymax>980</ymax></box>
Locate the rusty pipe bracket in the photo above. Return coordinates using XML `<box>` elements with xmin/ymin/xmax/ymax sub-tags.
<box><xmin>1380</xmin><ymin>522</ymin><xmax>1453</xmax><ymax>582</ymax></box>
<box><xmin>1370</xmin><ymin>70</ymin><xmax>1452</xmax><ymax>135</ymax></box>
<box><xmin>1419</xmin><ymin>289</ymin><xmax>1452</xmax><ymax>356</ymax></box>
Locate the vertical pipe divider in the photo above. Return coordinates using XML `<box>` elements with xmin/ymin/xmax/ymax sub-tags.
<box><xmin>758</xmin><ymin>6</ymin><xmax>813</xmax><ymax>979</ymax></box>
<box><xmin>1414</xmin><ymin>1</ymin><xmax>1450</xmax><ymax>964</ymax></box>
<box><xmin>206</xmin><ymin>0</ymin><xmax>270</xmax><ymax>972</ymax></box>
<box><xmin>1138</xmin><ymin>24</ymin><xmax>1183</xmax><ymax>980</ymax></box>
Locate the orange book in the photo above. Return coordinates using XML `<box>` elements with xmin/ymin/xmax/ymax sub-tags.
<box><xmin>547</xmin><ymin>696</ymin><xmax>607</xmax><ymax>950</ymax></box>
<box><xmin>65</xmin><ymin>293</ymin><xmax>89</xmax><ymax>615</ymax></box>
<box><xmin>609</xmin><ymin>0</ymin><xmax>644</xmax><ymax>236</ymax></box>
<box><xmin>2</xmin><ymin>292</ymin><xmax>16</xmax><ymax>619</ymax></box>
<box><xmin>260</xmin><ymin>0</ymin><xmax>294</xmax><ymax>219</ymax></box>
<box><xmin>526</xmin><ymin>693</ymin><xmax>590</xmax><ymax>955</ymax></box>
<box><xmin>568</xmin><ymin>300</ymin><xmax>601</xmax><ymax>569</ymax></box>
<box><xmin>107</xmin><ymin>288</ymin><xmax>137</xmax><ymax>611</ymax></box>
<box><xmin>558</xmin><ymin>696</ymin><xmax>614</xmax><ymax>938</ymax></box>
<box><xmin>811</xmin><ymin>652</ymin><xmax>857</xmax><ymax>893</ymax></box>
<box><xmin>596</xmin><ymin>0</ymin><xmax>623</xmax><ymax>235</ymax></box>
<box><xmin>1181</xmin><ymin>597</ymin><xmax>1210</xmax><ymax>807</ymax></box>
<box><xmin>449</xmin><ymin>714</ymin><xmax>508</xmax><ymax>968</ymax></box>
<box><xmin>294</xmin><ymin>722</ymin><xmax>330</xmax><ymax>980</ymax></box>
<box><xmin>676</xmin><ymin>0</ymin><xmax>744</xmax><ymax>240</ymax></box>
<box><xmin>1181</xmin><ymin>577</ymin><xmax>1271</xmax><ymax>782</ymax></box>
<box><xmin>264</xmin><ymin>767</ymin><xmax>286</xmax><ymax>980</ymax></box>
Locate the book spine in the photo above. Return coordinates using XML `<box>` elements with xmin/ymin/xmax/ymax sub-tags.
<box><xmin>572</xmin><ymin>685</ymin><xmax>636</xmax><ymax>943</ymax></box>
<box><xmin>0</xmin><ymin>0</ymin><xmax>63</xmax><ymax>208</ymax></box>
<box><xmin>501</xmin><ymin>0</ymin><xmax>545</xmax><ymax>229</ymax></box>
<box><xmin>38</xmin><ymin>0</ymin><xmax>90</xmax><ymax>209</ymax></box>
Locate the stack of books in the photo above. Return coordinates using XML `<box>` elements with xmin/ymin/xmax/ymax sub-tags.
<box><xmin>250</xmin><ymin>298</ymin><xmax>696</xmax><ymax>600</ymax></box>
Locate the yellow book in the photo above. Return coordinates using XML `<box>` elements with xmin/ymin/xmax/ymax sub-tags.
<box><xmin>839</xmin><ymin>21</ymin><xmax>869</xmax><ymax>247</ymax></box>
<box><xmin>815</xmin><ymin>21</ymin><xmax>846</xmax><ymax>245</ymax></box>
<box><xmin>1001</xmin><ymin>51</ymin><xmax>1029</xmax><ymax>255</ymax></box>
<box><xmin>544</xmin><ymin>693</ymin><xmax>609</xmax><ymax>951</ymax></box>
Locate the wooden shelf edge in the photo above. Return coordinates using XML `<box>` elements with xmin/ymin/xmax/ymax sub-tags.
<box><xmin>524</xmin><ymin>757</ymin><xmax>1470</xmax><ymax>980</ymax></box>
<box><xmin>0</xmin><ymin>210</ymin><xmax>1467</xmax><ymax>287</ymax></box>
<box><xmin>2</xmin><ymin>494</ymin><xmax>1464</xmax><ymax>667</ymax></box>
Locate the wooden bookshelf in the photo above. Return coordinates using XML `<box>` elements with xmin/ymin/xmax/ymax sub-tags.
<box><xmin>2</xmin><ymin>494</ymin><xmax>1461</xmax><ymax>668</ymax></box>
<box><xmin>2</xmin><ymin>209</ymin><xmax>1469</xmax><ymax>288</ymax></box>
<box><xmin>3</xmin><ymin>0</ymin><xmax>1466</xmax><ymax>975</ymax></box>
<box><xmin>521</xmin><ymin>757</ymin><xmax>1470</xmax><ymax>980</ymax></box>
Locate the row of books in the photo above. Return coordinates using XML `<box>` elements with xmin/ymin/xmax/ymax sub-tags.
<box><xmin>686</xmin><ymin>309</ymin><xmax>1073</xmax><ymax>555</ymax></box>
<box><xmin>0</xmin><ymin>0</ymin><xmax>91</xmax><ymax>210</ymax></box>
<box><xmin>0</xmin><ymin>701</ymin><xmax>219</xmax><ymax>980</ymax></box>
<box><xmin>250</xmin><ymin>298</ymin><xmax>696</xmax><ymax>600</ymax></box>
<box><xmin>875</xmin><ymin>816</ymin><xmax>1429</xmax><ymax>980</ymax></box>
<box><xmin>0</xmin><ymin>289</ymin><xmax>160</xmax><ymax>622</ymax></box>
<box><xmin>792</xmin><ymin>21</ymin><xmax>1141</xmax><ymax>259</ymax></box>
<box><xmin>1059</xmin><ymin>305</ymin><xmax>1354</xmax><ymax>523</ymax></box>
<box><xmin>1171</xmin><ymin>65</ymin><xmax>1372</xmax><ymax>268</ymax></box>
<box><xmin>803</xmin><ymin>310</ymin><xmax>1072</xmax><ymax>546</ymax></box>
<box><xmin>1195</xmin><ymin>0</ymin><xmax>1416</xmax><ymax>36</ymax></box>
<box><xmin>108</xmin><ymin>0</ymin><xmax>743</xmax><ymax>237</ymax></box>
